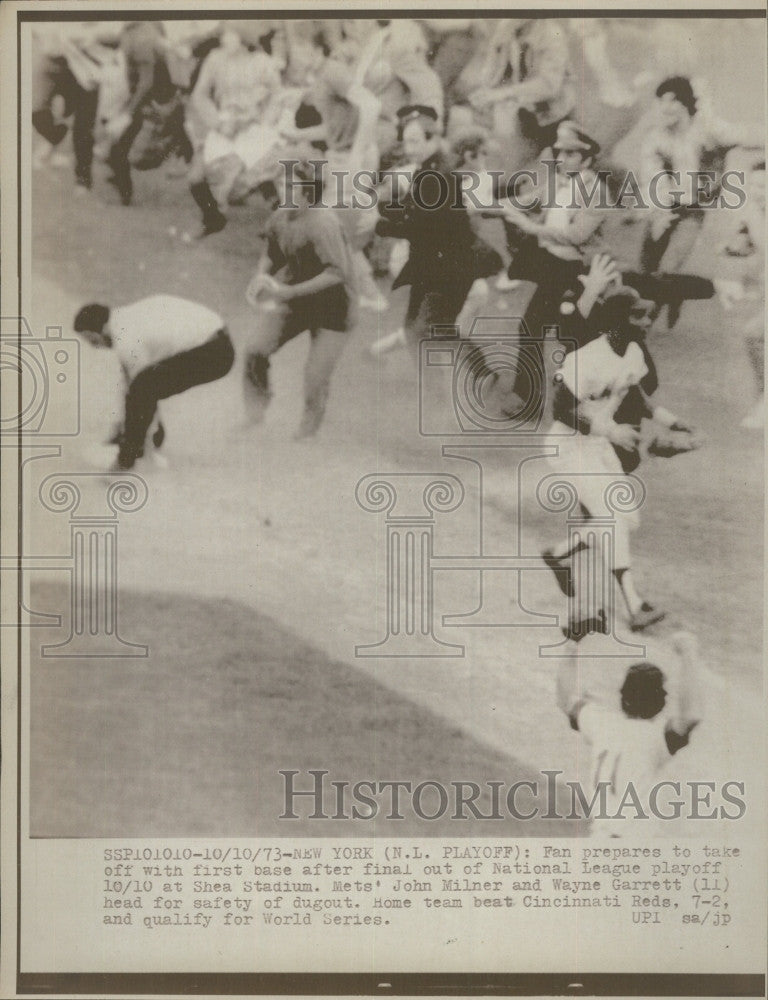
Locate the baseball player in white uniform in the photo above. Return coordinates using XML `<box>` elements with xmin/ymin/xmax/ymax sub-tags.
<box><xmin>557</xmin><ymin>630</ymin><xmax>702</xmax><ymax>836</ymax></box>
<box><xmin>541</xmin><ymin>255</ymin><xmax>699</xmax><ymax>632</ymax></box>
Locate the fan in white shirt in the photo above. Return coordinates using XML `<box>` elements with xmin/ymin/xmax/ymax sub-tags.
<box><xmin>73</xmin><ymin>294</ymin><xmax>234</xmax><ymax>470</ymax></box>
<box><xmin>108</xmin><ymin>295</ymin><xmax>225</xmax><ymax>379</ymax></box>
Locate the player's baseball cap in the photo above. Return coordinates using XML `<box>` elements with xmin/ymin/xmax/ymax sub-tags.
<box><xmin>598</xmin><ymin>285</ymin><xmax>655</xmax><ymax>330</ymax></box>
<box><xmin>621</xmin><ymin>662</ymin><xmax>666</xmax><ymax>719</ymax></box>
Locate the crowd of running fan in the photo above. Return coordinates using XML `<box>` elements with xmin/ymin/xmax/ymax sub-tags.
<box><xmin>35</xmin><ymin>19</ymin><xmax>764</xmax><ymax>794</ymax></box>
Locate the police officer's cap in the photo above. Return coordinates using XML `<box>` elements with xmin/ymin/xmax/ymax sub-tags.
<box><xmin>397</xmin><ymin>104</ymin><xmax>439</xmax><ymax>126</ymax></box>
<box><xmin>553</xmin><ymin>121</ymin><xmax>600</xmax><ymax>159</ymax></box>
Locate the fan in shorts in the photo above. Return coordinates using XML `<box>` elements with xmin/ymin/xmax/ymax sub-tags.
<box><xmin>243</xmin><ymin>159</ymin><xmax>358</xmax><ymax>439</ymax></box>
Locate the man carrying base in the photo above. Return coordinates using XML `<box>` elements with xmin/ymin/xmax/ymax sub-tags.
<box><xmin>73</xmin><ymin>295</ymin><xmax>235</xmax><ymax>470</ymax></box>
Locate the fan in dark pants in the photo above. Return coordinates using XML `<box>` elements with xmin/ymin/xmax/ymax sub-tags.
<box><xmin>73</xmin><ymin>295</ymin><xmax>235</xmax><ymax>470</ymax></box>
<box><xmin>106</xmin><ymin>21</ymin><xmax>176</xmax><ymax>206</ymax></box>
<box><xmin>31</xmin><ymin>25</ymin><xmax>101</xmax><ymax>189</ymax></box>
<box><xmin>375</xmin><ymin>105</ymin><xmax>477</xmax><ymax>362</ymax></box>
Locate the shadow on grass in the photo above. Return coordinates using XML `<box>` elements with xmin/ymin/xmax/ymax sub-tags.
<box><xmin>29</xmin><ymin>580</ymin><xmax>582</xmax><ymax>838</ymax></box>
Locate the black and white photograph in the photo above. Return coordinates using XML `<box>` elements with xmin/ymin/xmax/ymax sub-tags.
<box><xmin>1</xmin><ymin>0</ymin><xmax>766</xmax><ymax>994</ymax></box>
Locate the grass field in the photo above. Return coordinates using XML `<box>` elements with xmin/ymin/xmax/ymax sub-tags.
<box><xmin>24</xmin><ymin>20</ymin><xmax>765</xmax><ymax>838</ymax></box>
<box><xmin>30</xmin><ymin>580</ymin><xmax>585</xmax><ymax>837</ymax></box>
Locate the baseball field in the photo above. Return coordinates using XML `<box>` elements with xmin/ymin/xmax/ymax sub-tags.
<box><xmin>24</xmin><ymin>19</ymin><xmax>764</xmax><ymax>840</ymax></box>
